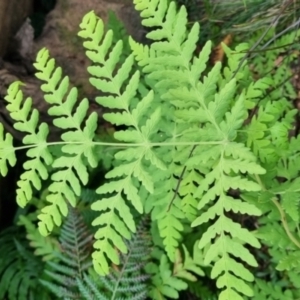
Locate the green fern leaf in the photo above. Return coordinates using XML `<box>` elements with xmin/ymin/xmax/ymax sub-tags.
<box><xmin>173</xmin><ymin>245</ymin><xmax>205</xmax><ymax>282</ymax></box>
<box><xmin>40</xmin><ymin>207</ymin><xmax>93</xmax><ymax>298</ymax></box>
<box><xmin>269</xmin><ymin>178</ymin><xmax>300</xmax><ymax>222</ymax></box>
<box><xmin>0</xmin><ymin>123</ymin><xmax>16</xmax><ymax>176</ymax></box>
<box><xmin>179</xmin><ymin>169</ymin><xmax>201</xmax><ymax>222</ymax></box>
<box><xmin>146</xmin><ymin>255</ymin><xmax>187</xmax><ymax>300</ymax></box>
<box><xmin>4</xmin><ymin>81</ymin><xmax>52</xmax><ymax>207</ymax></box>
<box><xmin>253</xmin><ymin>278</ymin><xmax>294</xmax><ymax>300</ymax></box>
<box><xmin>77</xmin><ymin>273</ymin><xmax>105</xmax><ymax>300</ymax></box>
<box><xmin>276</xmin><ymin>250</ymin><xmax>300</xmax><ymax>272</ymax></box>
<box><xmin>157</xmin><ymin>198</ymin><xmax>184</xmax><ymax>260</ymax></box>
<box><xmin>130</xmin><ymin>4</ymin><xmax>266</xmax><ymax>299</ymax></box>
<box><xmin>32</xmin><ymin>48</ymin><xmax>98</xmax><ymax>236</ymax></box>
<box><xmin>145</xmin><ymin>157</ymin><xmax>185</xmax><ymax>262</ymax></box>
<box><xmin>190</xmin><ymin>142</ymin><xmax>264</xmax><ymax>298</ymax></box>
<box><xmin>0</xmin><ymin>227</ymin><xmax>49</xmax><ymax>300</ymax></box>
<box><xmin>281</xmin><ymin>191</ymin><xmax>300</xmax><ymax>222</ymax></box>
<box><xmin>77</xmin><ymin>217</ymin><xmax>151</xmax><ymax>300</ymax></box>
<box><xmin>18</xmin><ymin>214</ymin><xmax>58</xmax><ymax>261</ymax></box>
<box><xmin>78</xmin><ymin>10</ymin><xmax>168</xmax><ymax>275</ymax></box>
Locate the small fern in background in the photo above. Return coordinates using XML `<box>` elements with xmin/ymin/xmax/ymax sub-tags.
<box><xmin>78</xmin><ymin>217</ymin><xmax>151</xmax><ymax>300</ymax></box>
<box><xmin>41</xmin><ymin>209</ymin><xmax>151</xmax><ymax>300</ymax></box>
<box><xmin>40</xmin><ymin>207</ymin><xmax>93</xmax><ymax>298</ymax></box>
<box><xmin>240</xmin><ymin>25</ymin><xmax>300</xmax><ymax>300</ymax></box>
<box><xmin>0</xmin><ymin>226</ymin><xmax>50</xmax><ymax>300</ymax></box>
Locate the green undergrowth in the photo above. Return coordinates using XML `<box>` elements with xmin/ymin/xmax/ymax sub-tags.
<box><xmin>0</xmin><ymin>0</ymin><xmax>300</xmax><ymax>299</ymax></box>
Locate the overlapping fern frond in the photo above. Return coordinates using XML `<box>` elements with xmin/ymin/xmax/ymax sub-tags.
<box><xmin>130</xmin><ymin>1</ymin><xmax>265</xmax><ymax>299</ymax></box>
<box><xmin>131</xmin><ymin>0</ymin><xmax>205</xmax><ymax>263</ymax></box>
<box><xmin>41</xmin><ymin>211</ymin><xmax>151</xmax><ymax>300</ymax></box>
<box><xmin>78</xmin><ymin>217</ymin><xmax>151</xmax><ymax>300</ymax></box>
<box><xmin>240</xmin><ymin>27</ymin><xmax>300</xmax><ymax>292</ymax></box>
<box><xmin>245</xmin><ymin>28</ymin><xmax>299</xmax><ymax>166</ymax></box>
<box><xmin>4</xmin><ymin>82</ymin><xmax>52</xmax><ymax>208</ymax></box>
<box><xmin>245</xmin><ymin>134</ymin><xmax>300</xmax><ymax>294</ymax></box>
<box><xmin>0</xmin><ymin>122</ymin><xmax>16</xmax><ymax>176</ymax></box>
<box><xmin>18</xmin><ymin>213</ymin><xmax>59</xmax><ymax>261</ymax></box>
<box><xmin>40</xmin><ymin>207</ymin><xmax>93</xmax><ymax>298</ymax></box>
<box><xmin>252</xmin><ymin>278</ymin><xmax>294</xmax><ymax>300</ymax></box>
<box><xmin>78</xmin><ymin>10</ymin><xmax>166</xmax><ymax>275</ymax></box>
<box><xmin>145</xmin><ymin>242</ymin><xmax>204</xmax><ymax>299</ymax></box>
<box><xmin>33</xmin><ymin>48</ymin><xmax>99</xmax><ymax>236</ymax></box>
<box><xmin>0</xmin><ymin>227</ymin><xmax>49</xmax><ymax>300</ymax></box>
<box><xmin>1</xmin><ymin>47</ymin><xmax>100</xmax><ymax>238</ymax></box>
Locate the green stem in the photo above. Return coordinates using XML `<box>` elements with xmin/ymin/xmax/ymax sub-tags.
<box><xmin>12</xmin><ymin>140</ymin><xmax>226</xmax><ymax>152</ymax></box>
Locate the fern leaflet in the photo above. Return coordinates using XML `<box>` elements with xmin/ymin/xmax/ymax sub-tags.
<box><xmin>33</xmin><ymin>48</ymin><xmax>99</xmax><ymax>236</ymax></box>
<box><xmin>4</xmin><ymin>81</ymin><xmax>52</xmax><ymax>208</ymax></box>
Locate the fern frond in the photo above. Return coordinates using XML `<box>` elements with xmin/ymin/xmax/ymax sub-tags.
<box><xmin>76</xmin><ymin>217</ymin><xmax>151</xmax><ymax>300</ymax></box>
<box><xmin>252</xmin><ymin>278</ymin><xmax>294</xmax><ymax>300</ymax></box>
<box><xmin>250</xmin><ymin>139</ymin><xmax>300</xmax><ymax>287</ymax></box>
<box><xmin>100</xmin><ymin>217</ymin><xmax>150</xmax><ymax>299</ymax></box>
<box><xmin>173</xmin><ymin>244</ymin><xmax>205</xmax><ymax>282</ymax></box>
<box><xmin>32</xmin><ymin>48</ymin><xmax>99</xmax><ymax>236</ymax></box>
<box><xmin>146</xmin><ymin>254</ymin><xmax>188</xmax><ymax>300</ymax></box>
<box><xmin>0</xmin><ymin>123</ymin><xmax>16</xmax><ymax>176</ymax></box>
<box><xmin>0</xmin><ymin>227</ymin><xmax>49</xmax><ymax>300</ymax></box>
<box><xmin>106</xmin><ymin>10</ymin><xmax>132</xmax><ymax>63</ymax></box>
<box><xmin>157</xmin><ymin>198</ymin><xmax>185</xmax><ymax>260</ymax></box>
<box><xmin>190</xmin><ymin>142</ymin><xmax>264</xmax><ymax>299</ymax></box>
<box><xmin>276</xmin><ymin>250</ymin><xmax>300</xmax><ymax>272</ymax></box>
<box><xmin>132</xmin><ymin>2</ymin><xmax>219</xmax><ymax>265</ymax></box>
<box><xmin>78</xmin><ymin>10</ymin><xmax>166</xmax><ymax>275</ymax></box>
<box><xmin>287</xmin><ymin>271</ymin><xmax>300</xmax><ymax>295</ymax></box>
<box><xmin>271</xmin><ymin>178</ymin><xmax>300</xmax><ymax>222</ymax></box>
<box><xmin>4</xmin><ymin>81</ymin><xmax>52</xmax><ymax>208</ymax></box>
<box><xmin>131</xmin><ymin>3</ymin><xmax>267</xmax><ymax>298</ymax></box>
<box><xmin>18</xmin><ymin>214</ymin><xmax>59</xmax><ymax>261</ymax></box>
<box><xmin>40</xmin><ymin>207</ymin><xmax>93</xmax><ymax>298</ymax></box>
<box><xmin>77</xmin><ymin>273</ymin><xmax>105</xmax><ymax>300</ymax></box>
<box><xmin>131</xmin><ymin>0</ymin><xmax>209</xmax><ymax>263</ymax></box>
<box><xmin>179</xmin><ymin>169</ymin><xmax>199</xmax><ymax>222</ymax></box>
<box><xmin>246</xmin><ymin>99</ymin><xmax>295</xmax><ymax>164</ymax></box>
<box><xmin>256</xmin><ymin>216</ymin><xmax>294</xmax><ymax>251</ymax></box>
<box><xmin>90</xmin><ymin>92</ymin><xmax>161</xmax><ymax>274</ymax></box>
<box><xmin>244</xmin><ymin>28</ymin><xmax>299</xmax><ymax>167</ymax></box>
<box><xmin>144</xmin><ymin>158</ymin><xmax>185</xmax><ymax>262</ymax></box>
